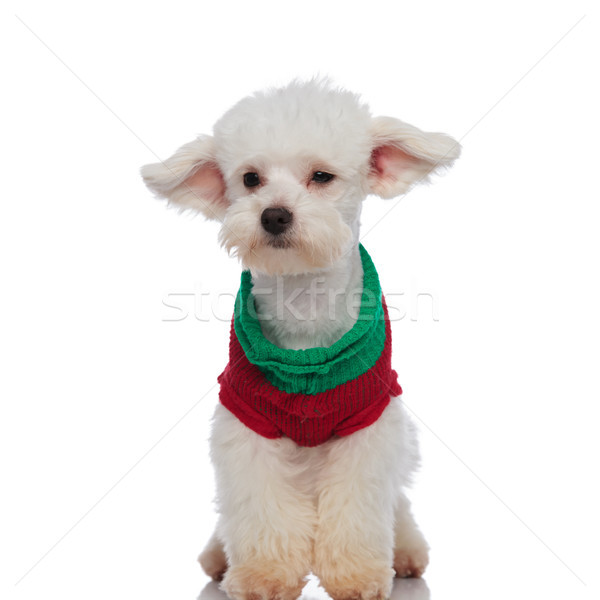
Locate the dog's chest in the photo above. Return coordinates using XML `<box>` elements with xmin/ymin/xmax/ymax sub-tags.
<box><xmin>251</xmin><ymin>256</ymin><xmax>363</xmax><ymax>350</ymax></box>
<box><xmin>255</xmin><ymin>291</ymin><xmax>360</xmax><ymax>349</ymax></box>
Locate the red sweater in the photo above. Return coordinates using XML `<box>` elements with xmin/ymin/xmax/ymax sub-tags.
<box><xmin>218</xmin><ymin>298</ymin><xmax>402</xmax><ymax>447</ymax></box>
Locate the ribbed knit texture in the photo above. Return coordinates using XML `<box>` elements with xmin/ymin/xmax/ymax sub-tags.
<box><xmin>218</xmin><ymin>245</ymin><xmax>403</xmax><ymax>447</ymax></box>
<box><xmin>233</xmin><ymin>244</ymin><xmax>385</xmax><ymax>394</ymax></box>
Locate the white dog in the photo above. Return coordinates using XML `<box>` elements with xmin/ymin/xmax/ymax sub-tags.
<box><xmin>142</xmin><ymin>80</ymin><xmax>460</xmax><ymax>600</ymax></box>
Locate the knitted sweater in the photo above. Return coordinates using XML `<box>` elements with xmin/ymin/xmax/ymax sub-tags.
<box><xmin>218</xmin><ymin>245</ymin><xmax>402</xmax><ymax>447</ymax></box>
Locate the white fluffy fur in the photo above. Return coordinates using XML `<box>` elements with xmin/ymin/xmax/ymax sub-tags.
<box><xmin>142</xmin><ymin>79</ymin><xmax>460</xmax><ymax>600</ymax></box>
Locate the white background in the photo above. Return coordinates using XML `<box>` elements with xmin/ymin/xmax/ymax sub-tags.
<box><xmin>1</xmin><ymin>1</ymin><xmax>599</xmax><ymax>599</ymax></box>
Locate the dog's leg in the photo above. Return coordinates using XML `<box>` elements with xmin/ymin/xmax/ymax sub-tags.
<box><xmin>198</xmin><ymin>525</ymin><xmax>227</xmax><ymax>581</ymax></box>
<box><xmin>393</xmin><ymin>492</ymin><xmax>429</xmax><ymax>578</ymax></box>
<box><xmin>313</xmin><ymin>400</ymin><xmax>408</xmax><ymax>600</ymax></box>
<box><xmin>210</xmin><ymin>405</ymin><xmax>314</xmax><ymax>600</ymax></box>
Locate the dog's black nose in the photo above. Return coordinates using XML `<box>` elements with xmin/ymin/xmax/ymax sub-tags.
<box><xmin>260</xmin><ymin>207</ymin><xmax>293</xmax><ymax>235</ymax></box>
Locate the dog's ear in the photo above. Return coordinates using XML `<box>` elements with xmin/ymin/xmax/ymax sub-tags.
<box><xmin>368</xmin><ymin>116</ymin><xmax>461</xmax><ymax>199</ymax></box>
<box><xmin>141</xmin><ymin>136</ymin><xmax>227</xmax><ymax>220</ymax></box>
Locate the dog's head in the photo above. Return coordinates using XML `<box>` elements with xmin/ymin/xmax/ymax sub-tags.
<box><xmin>142</xmin><ymin>80</ymin><xmax>460</xmax><ymax>275</ymax></box>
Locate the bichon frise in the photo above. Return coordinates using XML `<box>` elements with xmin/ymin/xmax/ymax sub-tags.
<box><xmin>142</xmin><ymin>79</ymin><xmax>460</xmax><ymax>600</ymax></box>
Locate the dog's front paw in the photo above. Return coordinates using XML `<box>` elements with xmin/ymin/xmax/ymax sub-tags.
<box><xmin>319</xmin><ymin>565</ymin><xmax>395</xmax><ymax>600</ymax></box>
<box><xmin>221</xmin><ymin>563</ymin><xmax>306</xmax><ymax>600</ymax></box>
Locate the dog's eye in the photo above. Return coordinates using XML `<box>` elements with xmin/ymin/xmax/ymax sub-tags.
<box><xmin>312</xmin><ymin>171</ymin><xmax>335</xmax><ymax>184</ymax></box>
<box><xmin>243</xmin><ymin>172</ymin><xmax>261</xmax><ymax>188</ymax></box>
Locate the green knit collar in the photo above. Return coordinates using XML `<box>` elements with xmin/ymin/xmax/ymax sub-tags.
<box><xmin>233</xmin><ymin>244</ymin><xmax>386</xmax><ymax>395</ymax></box>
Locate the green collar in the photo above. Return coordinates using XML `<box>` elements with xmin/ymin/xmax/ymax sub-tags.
<box><xmin>233</xmin><ymin>244</ymin><xmax>386</xmax><ymax>395</ymax></box>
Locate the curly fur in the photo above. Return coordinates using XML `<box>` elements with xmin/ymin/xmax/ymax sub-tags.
<box><xmin>142</xmin><ymin>79</ymin><xmax>460</xmax><ymax>600</ymax></box>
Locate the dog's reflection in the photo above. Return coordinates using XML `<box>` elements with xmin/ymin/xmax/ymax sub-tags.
<box><xmin>390</xmin><ymin>578</ymin><xmax>431</xmax><ymax>600</ymax></box>
<box><xmin>198</xmin><ymin>577</ymin><xmax>431</xmax><ymax>600</ymax></box>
